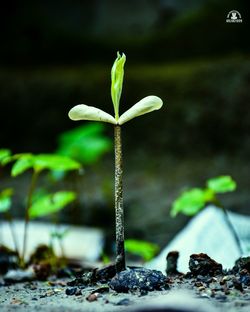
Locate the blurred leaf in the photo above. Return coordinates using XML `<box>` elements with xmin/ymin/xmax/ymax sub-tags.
<box><xmin>125</xmin><ymin>239</ymin><xmax>159</xmax><ymax>262</ymax></box>
<box><xmin>33</xmin><ymin>154</ymin><xmax>81</xmax><ymax>172</ymax></box>
<box><xmin>206</xmin><ymin>175</ymin><xmax>237</xmax><ymax>193</ymax></box>
<box><xmin>29</xmin><ymin>191</ymin><xmax>76</xmax><ymax>219</ymax></box>
<box><xmin>6</xmin><ymin>153</ymin><xmax>81</xmax><ymax>176</ymax></box>
<box><xmin>50</xmin><ymin>228</ymin><xmax>69</xmax><ymax>240</ymax></box>
<box><xmin>0</xmin><ymin>188</ymin><xmax>13</xmax><ymax>213</ymax></box>
<box><xmin>11</xmin><ymin>155</ymin><xmax>34</xmax><ymax>176</ymax></box>
<box><xmin>0</xmin><ymin>149</ymin><xmax>11</xmax><ymax>164</ymax></box>
<box><xmin>57</xmin><ymin>123</ymin><xmax>112</xmax><ymax>165</ymax></box>
<box><xmin>170</xmin><ymin>188</ymin><xmax>215</xmax><ymax>217</ymax></box>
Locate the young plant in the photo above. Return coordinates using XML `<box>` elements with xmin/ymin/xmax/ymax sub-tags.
<box><xmin>3</xmin><ymin>153</ymin><xmax>80</xmax><ymax>264</ymax></box>
<box><xmin>0</xmin><ymin>188</ymin><xmax>19</xmax><ymax>256</ymax></box>
<box><xmin>57</xmin><ymin>123</ymin><xmax>112</xmax><ymax>165</ymax></box>
<box><xmin>170</xmin><ymin>175</ymin><xmax>242</xmax><ymax>255</ymax></box>
<box><xmin>68</xmin><ymin>52</ymin><xmax>163</xmax><ymax>272</ymax></box>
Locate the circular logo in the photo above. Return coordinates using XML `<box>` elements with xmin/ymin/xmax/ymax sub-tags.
<box><xmin>226</xmin><ymin>10</ymin><xmax>242</xmax><ymax>23</ymax></box>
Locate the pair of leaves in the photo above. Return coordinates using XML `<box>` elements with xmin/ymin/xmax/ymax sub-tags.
<box><xmin>68</xmin><ymin>52</ymin><xmax>163</xmax><ymax>126</ymax></box>
<box><xmin>3</xmin><ymin>153</ymin><xmax>81</xmax><ymax>177</ymax></box>
<box><xmin>0</xmin><ymin>188</ymin><xmax>13</xmax><ymax>213</ymax></box>
<box><xmin>57</xmin><ymin>123</ymin><xmax>112</xmax><ymax>165</ymax></box>
<box><xmin>29</xmin><ymin>191</ymin><xmax>76</xmax><ymax>219</ymax></box>
<box><xmin>171</xmin><ymin>175</ymin><xmax>237</xmax><ymax>217</ymax></box>
<box><xmin>125</xmin><ymin>239</ymin><xmax>159</xmax><ymax>262</ymax></box>
<box><xmin>68</xmin><ymin>95</ymin><xmax>163</xmax><ymax>126</ymax></box>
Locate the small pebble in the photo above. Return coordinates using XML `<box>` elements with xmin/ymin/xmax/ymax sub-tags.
<box><xmin>65</xmin><ymin>287</ymin><xmax>78</xmax><ymax>296</ymax></box>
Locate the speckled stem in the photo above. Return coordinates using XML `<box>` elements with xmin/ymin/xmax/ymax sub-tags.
<box><xmin>114</xmin><ymin>125</ymin><xmax>126</xmax><ymax>272</ymax></box>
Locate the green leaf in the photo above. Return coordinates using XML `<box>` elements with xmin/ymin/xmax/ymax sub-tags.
<box><xmin>206</xmin><ymin>175</ymin><xmax>237</xmax><ymax>193</ymax></box>
<box><xmin>111</xmin><ymin>52</ymin><xmax>126</xmax><ymax>120</ymax></box>
<box><xmin>170</xmin><ymin>188</ymin><xmax>215</xmax><ymax>217</ymax></box>
<box><xmin>33</xmin><ymin>154</ymin><xmax>81</xmax><ymax>172</ymax></box>
<box><xmin>57</xmin><ymin>123</ymin><xmax>112</xmax><ymax>165</ymax></box>
<box><xmin>0</xmin><ymin>149</ymin><xmax>11</xmax><ymax>164</ymax></box>
<box><xmin>125</xmin><ymin>239</ymin><xmax>159</xmax><ymax>262</ymax></box>
<box><xmin>29</xmin><ymin>191</ymin><xmax>76</xmax><ymax>219</ymax></box>
<box><xmin>11</xmin><ymin>155</ymin><xmax>35</xmax><ymax>176</ymax></box>
<box><xmin>0</xmin><ymin>188</ymin><xmax>13</xmax><ymax>213</ymax></box>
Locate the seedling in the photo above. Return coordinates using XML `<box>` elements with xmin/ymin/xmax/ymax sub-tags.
<box><xmin>3</xmin><ymin>153</ymin><xmax>80</xmax><ymax>264</ymax></box>
<box><xmin>68</xmin><ymin>52</ymin><xmax>163</xmax><ymax>272</ymax></box>
<box><xmin>0</xmin><ymin>188</ymin><xmax>19</xmax><ymax>256</ymax></box>
<box><xmin>170</xmin><ymin>175</ymin><xmax>242</xmax><ymax>255</ymax></box>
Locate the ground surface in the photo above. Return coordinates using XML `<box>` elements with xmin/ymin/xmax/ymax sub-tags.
<box><xmin>1</xmin><ymin>278</ymin><xmax>250</xmax><ymax>312</ymax></box>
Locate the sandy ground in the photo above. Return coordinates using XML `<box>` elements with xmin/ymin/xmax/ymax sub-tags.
<box><xmin>1</xmin><ymin>280</ymin><xmax>250</xmax><ymax>312</ymax></box>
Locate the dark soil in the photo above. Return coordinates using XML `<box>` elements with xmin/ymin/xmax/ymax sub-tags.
<box><xmin>1</xmin><ymin>251</ymin><xmax>250</xmax><ymax>311</ymax></box>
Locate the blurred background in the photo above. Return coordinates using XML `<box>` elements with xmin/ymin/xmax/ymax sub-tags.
<box><xmin>0</xmin><ymin>0</ymin><xmax>249</xmax><ymax>252</ymax></box>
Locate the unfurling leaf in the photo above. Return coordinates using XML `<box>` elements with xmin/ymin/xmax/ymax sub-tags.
<box><xmin>118</xmin><ymin>96</ymin><xmax>163</xmax><ymax>125</ymax></box>
<box><xmin>68</xmin><ymin>104</ymin><xmax>116</xmax><ymax>124</ymax></box>
<box><xmin>206</xmin><ymin>175</ymin><xmax>237</xmax><ymax>193</ymax></box>
<box><xmin>29</xmin><ymin>191</ymin><xmax>76</xmax><ymax>219</ymax></box>
<box><xmin>111</xmin><ymin>52</ymin><xmax>126</xmax><ymax>120</ymax></box>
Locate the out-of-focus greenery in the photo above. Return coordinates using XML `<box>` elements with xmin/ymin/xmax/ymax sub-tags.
<box><xmin>3</xmin><ymin>153</ymin><xmax>81</xmax><ymax>176</ymax></box>
<box><xmin>0</xmin><ymin>188</ymin><xmax>13</xmax><ymax>213</ymax></box>
<box><xmin>125</xmin><ymin>239</ymin><xmax>159</xmax><ymax>262</ymax></box>
<box><xmin>29</xmin><ymin>191</ymin><xmax>76</xmax><ymax>219</ymax></box>
<box><xmin>57</xmin><ymin>123</ymin><xmax>112</xmax><ymax>165</ymax></box>
<box><xmin>171</xmin><ymin>175</ymin><xmax>237</xmax><ymax>217</ymax></box>
<box><xmin>0</xmin><ymin>149</ymin><xmax>11</xmax><ymax>164</ymax></box>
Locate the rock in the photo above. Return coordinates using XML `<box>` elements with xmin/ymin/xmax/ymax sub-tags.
<box><xmin>116</xmin><ymin>298</ymin><xmax>131</xmax><ymax>306</ymax></box>
<box><xmin>95</xmin><ymin>264</ymin><xmax>116</xmax><ymax>283</ymax></box>
<box><xmin>65</xmin><ymin>287</ymin><xmax>78</xmax><ymax>296</ymax></box>
<box><xmin>109</xmin><ymin>267</ymin><xmax>169</xmax><ymax>293</ymax></box>
<box><xmin>4</xmin><ymin>269</ymin><xmax>35</xmax><ymax>283</ymax></box>
<box><xmin>0</xmin><ymin>245</ymin><xmax>19</xmax><ymax>275</ymax></box>
<box><xmin>233</xmin><ymin>257</ymin><xmax>250</xmax><ymax>273</ymax></box>
<box><xmin>166</xmin><ymin>251</ymin><xmax>180</xmax><ymax>275</ymax></box>
<box><xmin>189</xmin><ymin>253</ymin><xmax>222</xmax><ymax>276</ymax></box>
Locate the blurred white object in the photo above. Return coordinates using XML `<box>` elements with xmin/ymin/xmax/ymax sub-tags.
<box><xmin>0</xmin><ymin>220</ymin><xmax>104</xmax><ymax>261</ymax></box>
<box><xmin>147</xmin><ymin>205</ymin><xmax>250</xmax><ymax>273</ymax></box>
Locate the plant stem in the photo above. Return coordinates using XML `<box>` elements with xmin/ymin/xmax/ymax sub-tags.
<box><xmin>222</xmin><ymin>207</ymin><xmax>243</xmax><ymax>256</ymax></box>
<box><xmin>21</xmin><ymin>170</ymin><xmax>39</xmax><ymax>265</ymax></box>
<box><xmin>5</xmin><ymin>212</ymin><xmax>20</xmax><ymax>258</ymax></box>
<box><xmin>114</xmin><ymin>125</ymin><xmax>126</xmax><ymax>272</ymax></box>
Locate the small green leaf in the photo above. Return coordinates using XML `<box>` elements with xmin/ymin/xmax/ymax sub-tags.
<box><xmin>11</xmin><ymin>155</ymin><xmax>35</xmax><ymax>176</ymax></box>
<box><xmin>111</xmin><ymin>52</ymin><xmax>126</xmax><ymax>120</ymax></box>
<box><xmin>57</xmin><ymin>123</ymin><xmax>112</xmax><ymax>165</ymax></box>
<box><xmin>33</xmin><ymin>154</ymin><xmax>81</xmax><ymax>172</ymax></box>
<box><xmin>0</xmin><ymin>188</ymin><xmax>13</xmax><ymax>213</ymax></box>
<box><xmin>0</xmin><ymin>149</ymin><xmax>11</xmax><ymax>164</ymax></box>
<box><xmin>170</xmin><ymin>188</ymin><xmax>212</xmax><ymax>217</ymax></box>
<box><xmin>125</xmin><ymin>239</ymin><xmax>159</xmax><ymax>262</ymax></box>
<box><xmin>206</xmin><ymin>175</ymin><xmax>237</xmax><ymax>193</ymax></box>
<box><xmin>29</xmin><ymin>191</ymin><xmax>76</xmax><ymax>219</ymax></box>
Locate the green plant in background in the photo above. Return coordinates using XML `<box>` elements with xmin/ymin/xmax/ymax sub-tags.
<box><xmin>125</xmin><ymin>239</ymin><xmax>159</xmax><ymax>262</ymax></box>
<box><xmin>170</xmin><ymin>175</ymin><xmax>242</xmax><ymax>254</ymax></box>
<box><xmin>2</xmin><ymin>153</ymin><xmax>80</xmax><ymax>264</ymax></box>
<box><xmin>50</xmin><ymin>228</ymin><xmax>70</xmax><ymax>259</ymax></box>
<box><xmin>0</xmin><ymin>188</ymin><xmax>19</xmax><ymax>256</ymax></box>
<box><xmin>57</xmin><ymin>123</ymin><xmax>112</xmax><ymax>165</ymax></box>
<box><xmin>68</xmin><ymin>52</ymin><xmax>163</xmax><ymax>273</ymax></box>
<box><xmin>0</xmin><ymin>149</ymin><xmax>11</xmax><ymax>164</ymax></box>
